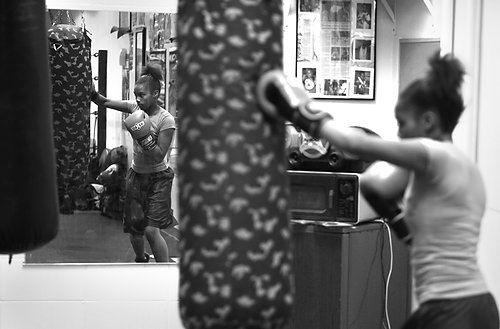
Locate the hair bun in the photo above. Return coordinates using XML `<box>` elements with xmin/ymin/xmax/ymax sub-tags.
<box><xmin>426</xmin><ymin>52</ymin><xmax>465</xmax><ymax>93</ymax></box>
<box><xmin>141</xmin><ymin>62</ymin><xmax>163</xmax><ymax>81</ymax></box>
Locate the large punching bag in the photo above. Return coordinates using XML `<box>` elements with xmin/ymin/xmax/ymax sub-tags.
<box><xmin>177</xmin><ymin>1</ymin><xmax>293</xmax><ymax>328</ymax></box>
<box><xmin>48</xmin><ymin>22</ymin><xmax>92</xmax><ymax>213</ymax></box>
<box><xmin>0</xmin><ymin>0</ymin><xmax>59</xmax><ymax>253</ymax></box>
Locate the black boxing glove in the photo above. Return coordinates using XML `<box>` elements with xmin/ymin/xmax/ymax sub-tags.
<box><xmin>361</xmin><ymin>186</ymin><xmax>413</xmax><ymax>245</ymax></box>
<box><xmin>257</xmin><ymin>70</ymin><xmax>332</xmax><ymax>138</ymax></box>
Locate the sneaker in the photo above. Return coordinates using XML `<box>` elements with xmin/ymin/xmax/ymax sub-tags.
<box><xmin>135</xmin><ymin>252</ymin><xmax>150</xmax><ymax>263</ymax></box>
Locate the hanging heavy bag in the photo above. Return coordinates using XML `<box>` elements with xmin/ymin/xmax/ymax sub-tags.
<box><xmin>48</xmin><ymin>22</ymin><xmax>92</xmax><ymax>213</ymax></box>
<box><xmin>0</xmin><ymin>0</ymin><xmax>59</xmax><ymax>253</ymax></box>
<box><xmin>177</xmin><ymin>1</ymin><xmax>293</xmax><ymax>328</ymax></box>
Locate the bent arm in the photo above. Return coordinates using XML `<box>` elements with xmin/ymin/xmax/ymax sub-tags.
<box><xmin>143</xmin><ymin>128</ymin><xmax>175</xmax><ymax>162</ymax></box>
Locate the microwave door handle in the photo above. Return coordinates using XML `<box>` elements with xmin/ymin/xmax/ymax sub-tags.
<box><xmin>329</xmin><ymin>189</ymin><xmax>333</xmax><ymax>208</ymax></box>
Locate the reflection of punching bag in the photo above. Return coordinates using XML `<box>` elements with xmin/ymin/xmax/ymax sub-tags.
<box><xmin>0</xmin><ymin>0</ymin><xmax>59</xmax><ymax>253</ymax></box>
<box><xmin>48</xmin><ymin>23</ymin><xmax>92</xmax><ymax>212</ymax></box>
<box><xmin>177</xmin><ymin>1</ymin><xmax>293</xmax><ymax>328</ymax></box>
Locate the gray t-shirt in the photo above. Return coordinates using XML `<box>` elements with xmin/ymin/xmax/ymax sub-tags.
<box><xmin>404</xmin><ymin>138</ymin><xmax>488</xmax><ymax>304</ymax></box>
<box><xmin>126</xmin><ymin>101</ymin><xmax>176</xmax><ymax>174</ymax></box>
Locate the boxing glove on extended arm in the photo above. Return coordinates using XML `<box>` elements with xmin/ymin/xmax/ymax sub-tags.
<box><xmin>124</xmin><ymin>110</ymin><xmax>156</xmax><ymax>150</ymax></box>
<box><xmin>257</xmin><ymin>70</ymin><xmax>332</xmax><ymax>138</ymax></box>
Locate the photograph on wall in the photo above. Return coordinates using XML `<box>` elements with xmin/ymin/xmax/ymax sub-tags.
<box><xmin>134</xmin><ymin>26</ymin><xmax>146</xmax><ymax>81</ymax></box>
<box><xmin>301</xmin><ymin>67</ymin><xmax>318</xmax><ymax>94</ymax></box>
<box><xmin>353</xmin><ymin>38</ymin><xmax>373</xmax><ymax>61</ymax></box>
<box><xmin>323</xmin><ymin>78</ymin><xmax>348</xmax><ymax>97</ymax></box>
<box><xmin>321</xmin><ymin>1</ymin><xmax>351</xmax><ymax>28</ymax></box>
<box><xmin>300</xmin><ymin>0</ymin><xmax>321</xmax><ymax>12</ymax></box>
<box><xmin>118</xmin><ymin>11</ymin><xmax>132</xmax><ymax>32</ymax></box>
<box><xmin>297</xmin><ymin>12</ymin><xmax>320</xmax><ymax>62</ymax></box>
<box><xmin>167</xmin><ymin>44</ymin><xmax>178</xmax><ymax>118</ymax></box>
<box><xmin>330</xmin><ymin>46</ymin><xmax>350</xmax><ymax>61</ymax></box>
<box><xmin>296</xmin><ymin>0</ymin><xmax>376</xmax><ymax>99</ymax></box>
<box><xmin>351</xmin><ymin>67</ymin><xmax>374</xmax><ymax>98</ymax></box>
<box><xmin>150</xmin><ymin>13</ymin><xmax>167</xmax><ymax>50</ymax></box>
<box><xmin>353</xmin><ymin>0</ymin><xmax>376</xmax><ymax>35</ymax></box>
<box><xmin>132</xmin><ymin>12</ymin><xmax>146</xmax><ymax>27</ymax></box>
<box><xmin>331</xmin><ymin>30</ymin><xmax>351</xmax><ymax>46</ymax></box>
<box><xmin>355</xmin><ymin>2</ymin><xmax>373</xmax><ymax>30</ymax></box>
<box><xmin>149</xmin><ymin>49</ymin><xmax>167</xmax><ymax>108</ymax></box>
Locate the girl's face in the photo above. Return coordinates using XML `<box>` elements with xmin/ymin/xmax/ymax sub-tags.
<box><xmin>395</xmin><ymin>103</ymin><xmax>426</xmax><ymax>139</ymax></box>
<box><xmin>133</xmin><ymin>83</ymin><xmax>158</xmax><ymax>111</ymax></box>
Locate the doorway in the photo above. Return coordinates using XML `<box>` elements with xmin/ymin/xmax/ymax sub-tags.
<box><xmin>399</xmin><ymin>38</ymin><xmax>440</xmax><ymax>92</ymax></box>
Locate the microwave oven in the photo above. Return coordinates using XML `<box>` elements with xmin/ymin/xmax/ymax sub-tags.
<box><xmin>287</xmin><ymin>170</ymin><xmax>378</xmax><ymax>224</ymax></box>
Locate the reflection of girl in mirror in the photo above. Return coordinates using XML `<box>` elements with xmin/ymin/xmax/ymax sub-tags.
<box><xmin>91</xmin><ymin>63</ymin><xmax>176</xmax><ymax>263</ymax></box>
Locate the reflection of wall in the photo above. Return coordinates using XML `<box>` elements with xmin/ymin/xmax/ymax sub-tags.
<box><xmin>84</xmin><ymin>10</ymin><xmax>130</xmax><ymax>151</ymax></box>
<box><xmin>475</xmin><ymin>0</ymin><xmax>500</xmax><ymax>311</ymax></box>
<box><xmin>399</xmin><ymin>39</ymin><xmax>439</xmax><ymax>92</ymax></box>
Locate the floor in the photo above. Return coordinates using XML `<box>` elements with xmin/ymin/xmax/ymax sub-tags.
<box><xmin>25</xmin><ymin>210</ymin><xmax>180</xmax><ymax>264</ymax></box>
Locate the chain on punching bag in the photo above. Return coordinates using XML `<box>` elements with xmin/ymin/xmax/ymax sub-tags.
<box><xmin>177</xmin><ymin>1</ymin><xmax>293</xmax><ymax>328</ymax></box>
<box><xmin>0</xmin><ymin>0</ymin><xmax>59</xmax><ymax>253</ymax></box>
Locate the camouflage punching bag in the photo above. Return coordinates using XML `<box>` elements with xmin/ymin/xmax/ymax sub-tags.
<box><xmin>177</xmin><ymin>1</ymin><xmax>293</xmax><ymax>328</ymax></box>
<box><xmin>48</xmin><ymin>23</ymin><xmax>92</xmax><ymax>212</ymax></box>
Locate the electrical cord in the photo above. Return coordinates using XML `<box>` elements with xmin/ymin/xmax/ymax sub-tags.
<box><xmin>375</xmin><ymin>219</ymin><xmax>394</xmax><ymax>329</ymax></box>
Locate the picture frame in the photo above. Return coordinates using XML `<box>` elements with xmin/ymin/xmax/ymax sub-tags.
<box><xmin>351</xmin><ymin>67</ymin><xmax>374</xmax><ymax>98</ymax></box>
<box><xmin>134</xmin><ymin>26</ymin><xmax>146</xmax><ymax>81</ymax></box>
<box><xmin>296</xmin><ymin>0</ymin><xmax>377</xmax><ymax>100</ymax></box>
<box><xmin>131</xmin><ymin>12</ymin><xmax>146</xmax><ymax>27</ymax></box>
<box><xmin>118</xmin><ymin>11</ymin><xmax>132</xmax><ymax>31</ymax></box>
<box><xmin>167</xmin><ymin>42</ymin><xmax>178</xmax><ymax>118</ymax></box>
<box><xmin>149</xmin><ymin>49</ymin><xmax>168</xmax><ymax>108</ymax></box>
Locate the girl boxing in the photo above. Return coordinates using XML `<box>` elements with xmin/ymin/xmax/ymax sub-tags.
<box><xmin>91</xmin><ymin>63</ymin><xmax>176</xmax><ymax>263</ymax></box>
<box><xmin>257</xmin><ymin>52</ymin><xmax>499</xmax><ymax>329</ymax></box>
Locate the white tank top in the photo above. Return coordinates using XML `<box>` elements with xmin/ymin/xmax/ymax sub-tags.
<box><xmin>404</xmin><ymin>138</ymin><xmax>489</xmax><ymax>304</ymax></box>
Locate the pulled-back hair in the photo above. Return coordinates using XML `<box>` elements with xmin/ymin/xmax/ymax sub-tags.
<box><xmin>399</xmin><ymin>52</ymin><xmax>465</xmax><ymax>134</ymax></box>
<box><xmin>136</xmin><ymin>62</ymin><xmax>163</xmax><ymax>93</ymax></box>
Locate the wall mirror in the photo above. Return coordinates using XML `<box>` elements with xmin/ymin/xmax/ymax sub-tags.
<box><xmin>25</xmin><ymin>7</ymin><xmax>179</xmax><ymax>265</ymax></box>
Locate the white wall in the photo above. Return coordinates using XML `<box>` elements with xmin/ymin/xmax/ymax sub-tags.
<box><xmin>284</xmin><ymin>2</ymin><xmax>402</xmax><ymax>140</ymax></box>
<box><xmin>83</xmin><ymin>10</ymin><xmax>130</xmax><ymax>150</ymax></box>
<box><xmin>0</xmin><ymin>256</ymin><xmax>182</xmax><ymax>329</ymax></box>
<box><xmin>477</xmin><ymin>0</ymin><xmax>500</xmax><ymax>307</ymax></box>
